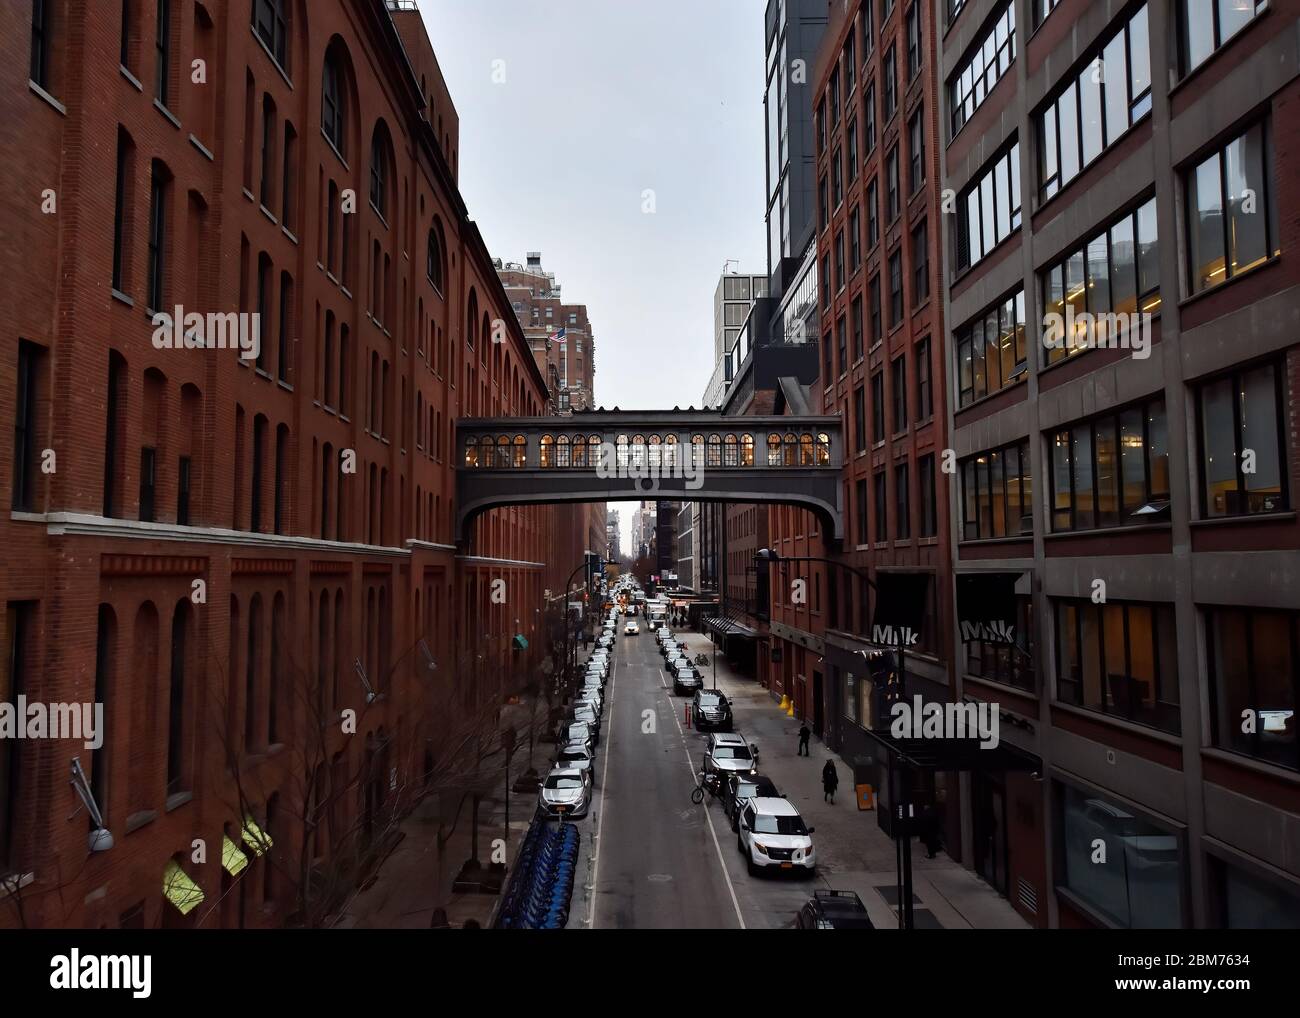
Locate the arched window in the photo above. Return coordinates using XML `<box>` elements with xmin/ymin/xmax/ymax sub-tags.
<box><xmin>321</xmin><ymin>44</ymin><xmax>346</xmax><ymax>155</ymax></box>
<box><xmin>571</xmin><ymin>433</ymin><xmax>587</xmax><ymax>467</ymax></box>
<box><xmin>785</xmin><ymin>432</ymin><xmax>799</xmax><ymax>466</ymax></box>
<box><xmin>816</xmin><ymin>432</ymin><xmax>832</xmax><ymax>465</ymax></box>
<box><xmin>800</xmin><ymin>433</ymin><xmax>815</xmax><ymax>465</ymax></box>
<box><xmin>252</xmin><ymin>0</ymin><xmax>288</xmax><ymax>70</ymax></box>
<box><xmin>463</xmin><ymin>435</ymin><xmax>478</xmax><ymax>468</ymax></box>
<box><xmin>369</xmin><ymin>123</ymin><xmax>391</xmax><ymax>219</ymax></box>
<box><xmin>588</xmin><ymin>434</ymin><xmax>601</xmax><ymax>467</ymax></box>
<box><xmin>691</xmin><ymin>434</ymin><xmax>705</xmax><ymax>469</ymax></box>
<box><xmin>616</xmin><ymin>435</ymin><xmax>630</xmax><ymax>469</ymax></box>
<box><xmin>741</xmin><ymin>434</ymin><xmax>755</xmax><ymax>466</ymax></box>
<box><xmin>631</xmin><ymin>435</ymin><xmax>647</xmax><ymax>468</ymax></box>
<box><xmin>426</xmin><ymin>219</ymin><xmax>445</xmax><ymax>292</ymax></box>
<box><xmin>512</xmin><ymin>435</ymin><xmax>526</xmax><ymax>468</ymax></box>
<box><xmin>647</xmin><ymin>434</ymin><xmax>662</xmax><ymax>467</ymax></box>
<box><xmin>707</xmin><ymin>434</ymin><xmax>723</xmax><ymax>467</ymax></box>
<box><xmin>495</xmin><ymin>435</ymin><xmax>511</xmax><ymax>468</ymax></box>
<box><xmin>540</xmin><ymin>434</ymin><xmax>554</xmax><ymax>468</ymax></box>
<box><xmin>724</xmin><ymin>433</ymin><xmax>739</xmax><ymax>466</ymax></box>
<box><xmin>466</xmin><ymin>289</ymin><xmax>478</xmax><ymax>350</ymax></box>
<box><xmin>556</xmin><ymin>434</ymin><xmax>571</xmax><ymax>467</ymax></box>
<box><xmin>767</xmin><ymin>433</ymin><xmax>782</xmax><ymax>466</ymax></box>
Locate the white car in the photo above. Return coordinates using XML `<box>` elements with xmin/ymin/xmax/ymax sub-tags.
<box><xmin>737</xmin><ymin>797</ymin><xmax>816</xmax><ymax>875</ymax></box>
<box><xmin>624</xmin><ymin>621</ymin><xmax>640</xmax><ymax>635</ymax></box>
<box><xmin>555</xmin><ymin>742</ymin><xmax>595</xmax><ymax>783</ymax></box>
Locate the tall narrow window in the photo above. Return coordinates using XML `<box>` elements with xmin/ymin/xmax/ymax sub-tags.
<box><xmin>259</xmin><ymin>95</ymin><xmax>276</xmax><ymax>209</ymax></box>
<box><xmin>120</xmin><ymin>0</ymin><xmax>133</xmax><ymax>69</ymax></box>
<box><xmin>322</xmin><ymin>49</ymin><xmax>345</xmax><ymax>155</ymax></box>
<box><xmin>138</xmin><ymin>447</ymin><xmax>157</xmax><ymax>522</ymax></box>
<box><xmin>277</xmin><ymin>271</ymin><xmax>291</xmax><ymax>383</ymax></box>
<box><xmin>255</xmin><ymin>253</ymin><xmax>270</xmax><ymax>373</ymax></box>
<box><xmin>12</xmin><ymin>342</ymin><xmax>42</xmax><ymax>512</ymax></box>
<box><xmin>176</xmin><ymin>455</ymin><xmax>191</xmax><ymax>525</ymax></box>
<box><xmin>147</xmin><ymin>161</ymin><xmax>169</xmax><ymax>312</ymax></box>
<box><xmin>154</xmin><ymin>0</ymin><xmax>172</xmax><ymax>106</ymax></box>
<box><xmin>253</xmin><ymin>0</ymin><xmax>288</xmax><ymax>70</ymax></box>
<box><xmin>112</xmin><ymin>130</ymin><xmax>133</xmax><ymax>292</ymax></box>
<box><xmin>1187</xmin><ymin>121</ymin><xmax>1274</xmax><ymax>294</ymax></box>
<box><xmin>166</xmin><ymin>603</ymin><xmax>189</xmax><ymax>795</ymax></box>
<box><xmin>104</xmin><ymin>353</ymin><xmax>126</xmax><ymax>517</ymax></box>
<box><xmin>1</xmin><ymin>602</ymin><xmax>35</xmax><ymax>872</ymax></box>
<box><xmin>895</xmin><ymin>462</ymin><xmax>911</xmax><ymax>539</ymax></box>
<box><xmin>251</xmin><ymin>415</ymin><xmax>266</xmax><ymax>532</ymax></box>
<box><xmin>90</xmin><ymin>605</ymin><xmax>115</xmax><ymax>825</ymax></box>
<box><xmin>274</xmin><ymin>425</ymin><xmax>287</xmax><ymax>534</ymax></box>
<box><xmin>281</xmin><ymin>122</ymin><xmax>297</xmax><ymax>232</ymax></box>
<box><xmin>31</xmin><ymin>0</ymin><xmax>52</xmax><ymax>89</ymax></box>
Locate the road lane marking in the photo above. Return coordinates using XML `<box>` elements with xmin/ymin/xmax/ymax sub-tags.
<box><xmin>586</xmin><ymin>637</ymin><xmax>619</xmax><ymax>929</ymax></box>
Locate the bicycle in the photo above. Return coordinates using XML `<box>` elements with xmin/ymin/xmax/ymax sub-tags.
<box><xmin>690</xmin><ymin>769</ymin><xmax>725</xmax><ymax>805</ymax></box>
<box><xmin>693</xmin><ymin>653</ymin><xmax>710</xmax><ymax>668</ymax></box>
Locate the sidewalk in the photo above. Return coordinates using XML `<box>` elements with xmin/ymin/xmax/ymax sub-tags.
<box><xmin>337</xmin><ymin>696</ymin><xmax>547</xmax><ymax>929</ymax></box>
<box><xmin>678</xmin><ymin>631</ymin><xmax>1029</xmax><ymax>930</ymax></box>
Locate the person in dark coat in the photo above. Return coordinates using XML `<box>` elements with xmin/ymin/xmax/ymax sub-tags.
<box><xmin>822</xmin><ymin>758</ymin><xmax>839</xmax><ymax>803</ymax></box>
<box><xmin>797</xmin><ymin>723</ymin><xmax>811</xmax><ymax>756</ymax></box>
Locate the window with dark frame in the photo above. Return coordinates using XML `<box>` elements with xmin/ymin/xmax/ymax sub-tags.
<box><xmin>851</xmin><ymin>294</ymin><xmax>864</xmax><ymax>361</ymax></box>
<box><xmin>1</xmin><ymin>602</ymin><xmax>35</xmax><ymax>873</ymax></box>
<box><xmin>869</xmin><ymin>273</ymin><xmax>882</xmax><ymax>344</ymax></box>
<box><xmin>895</xmin><ymin>461</ymin><xmax>910</xmax><ymax>540</ymax></box>
<box><xmin>1038</xmin><ymin>5</ymin><xmax>1152</xmax><ymax>200</ymax></box>
<box><xmin>906</xmin><ymin>3</ymin><xmax>921</xmax><ymax>80</ymax></box>
<box><xmin>891</xmin><ymin>355</ymin><xmax>907</xmax><ymax>433</ymax></box>
<box><xmin>1186</xmin><ymin>120</ymin><xmax>1274</xmax><ymax>295</ymax></box>
<box><xmin>888</xmin><ymin>248</ymin><xmax>903</xmax><ymax>327</ymax></box>
<box><xmin>253</xmin><ymin>0</ymin><xmax>288</xmax><ymax>71</ymax></box>
<box><xmin>886</xmin><ymin>146</ymin><xmax>900</xmax><ymax>220</ymax></box>
<box><xmin>854</xmin><ymin>385</ymin><xmax>867</xmax><ymax>452</ymax></box>
<box><xmin>146</xmin><ymin>161</ymin><xmax>168</xmax><ymax>312</ymax></box>
<box><xmin>956</xmin><ymin>289</ymin><xmax>1026</xmax><ymax>407</ymax></box>
<box><xmin>1049</xmin><ymin>398</ymin><xmax>1170</xmax><ymax>532</ymax></box>
<box><xmin>12</xmin><ymin>342</ymin><xmax>42</xmax><ymax>513</ymax></box>
<box><xmin>1055</xmin><ymin>597</ymin><xmax>1180</xmax><ymax>734</ymax></box>
<box><xmin>909</xmin><ymin>111</ymin><xmax>925</xmax><ymax>193</ymax></box>
<box><xmin>961</xmin><ymin>439</ymin><xmax>1032</xmax><ymax>540</ymax></box>
<box><xmin>870</xmin><ymin>370</ymin><xmax>885</xmax><ymax>443</ymax></box>
<box><xmin>1207</xmin><ymin>606</ymin><xmax>1299</xmax><ymax>771</ymax></box>
<box><xmin>322</xmin><ymin>50</ymin><xmax>345</xmax><ymax>156</ymax></box>
<box><xmin>177</xmin><ymin>455</ymin><xmax>191</xmax><ymax>526</ymax></box>
<box><xmin>918</xmin><ymin>453</ymin><xmax>937</xmax><ymax>537</ymax></box>
<box><xmin>867</xmin><ymin>177</ymin><xmax>879</xmax><ymax>247</ymax></box>
<box><xmin>855</xmin><ymin>478</ymin><xmax>869</xmax><ymax>545</ymax></box>
<box><xmin>849</xmin><ymin>205</ymin><xmax>861</xmax><ymax>271</ymax></box>
<box><xmin>957</xmin><ymin>143</ymin><xmax>1021</xmax><ymax>271</ymax></box>
<box><xmin>915</xmin><ymin>337</ymin><xmax>932</xmax><ymax>420</ymax></box>
<box><xmin>967</xmin><ymin>595</ymin><xmax>1034</xmax><ymax>690</ymax></box>
<box><xmin>883</xmin><ymin>44</ymin><xmax>896</xmax><ymax>119</ymax></box>
<box><xmin>112</xmin><ymin>132</ymin><xmax>130</xmax><ymax>292</ymax></box>
<box><xmin>31</xmin><ymin>0</ymin><xmax>52</xmax><ymax>90</ymax></box>
<box><xmin>912</xmin><ymin>219</ymin><xmax>928</xmax><ymax>302</ymax></box>
<box><xmin>949</xmin><ymin>2</ymin><xmax>1015</xmax><ymax>138</ymax></box>
<box><xmin>874</xmin><ymin>470</ymin><xmax>888</xmax><ymax>542</ymax></box>
<box><xmin>154</xmin><ymin>0</ymin><xmax>172</xmax><ymax>106</ymax></box>
<box><xmin>1181</xmin><ymin>0</ymin><xmax>1266</xmax><ymax>76</ymax></box>
<box><xmin>865</xmin><ymin>84</ymin><xmax>876</xmax><ymax>154</ymax></box>
<box><xmin>1197</xmin><ymin>360</ymin><xmax>1287</xmax><ymax>518</ymax></box>
<box><xmin>138</xmin><ymin>446</ymin><xmax>157</xmax><ymax>522</ymax></box>
<box><xmin>836</xmin><ymin>313</ymin><xmax>847</xmax><ymax>376</ymax></box>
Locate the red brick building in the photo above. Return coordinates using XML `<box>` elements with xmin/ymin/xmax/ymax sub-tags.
<box><xmin>1</xmin><ymin>0</ymin><xmax>575</xmax><ymax>928</ymax></box>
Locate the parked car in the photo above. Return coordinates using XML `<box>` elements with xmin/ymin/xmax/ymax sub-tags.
<box><xmin>737</xmin><ymin>797</ymin><xmax>815</xmax><ymax>875</ymax></box>
<box><xmin>537</xmin><ymin>768</ymin><xmax>591</xmax><ymax>819</ymax></box>
<box><xmin>723</xmin><ymin>773</ymin><xmax>780</xmax><ymax>830</ymax></box>
<box><xmin>624</xmin><ymin>621</ymin><xmax>640</xmax><ymax>635</ymax></box>
<box><xmin>691</xmin><ymin>690</ymin><xmax>733</xmax><ymax>731</ymax></box>
<box><xmin>555</xmin><ymin>743</ymin><xmax>595</xmax><ymax>784</ymax></box>
<box><xmin>562</xmin><ymin>721</ymin><xmax>594</xmax><ymax>755</ymax></box>
<box><xmin>569</xmin><ymin>706</ymin><xmax>600</xmax><ymax>744</ymax></box>
<box><xmin>673</xmin><ymin>666</ymin><xmax>703</xmax><ymax>696</ymax></box>
<box><xmin>796</xmin><ymin>890</ymin><xmax>874</xmax><ymax>929</ymax></box>
<box><xmin>703</xmin><ymin>732</ymin><xmax>755</xmax><ymax>776</ymax></box>
<box><xmin>664</xmin><ymin>651</ymin><xmax>684</xmax><ymax>673</ymax></box>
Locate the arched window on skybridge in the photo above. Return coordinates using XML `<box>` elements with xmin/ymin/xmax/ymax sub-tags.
<box><xmin>588</xmin><ymin>434</ymin><xmax>601</xmax><ymax>467</ymax></box>
<box><xmin>496</xmin><ymin>435</ymin><xmax>513</xmax><ymax>468</ymax></box>
<box><xmin>631</xmin><ymin>434</ymin><xmax>647</xmax><ymax>468</ymax></box>
<box><xmin>647</xmin><ymin>434</ymin><xmax>662</xmax><ymax>467</ymax></box>
<box><xmin>464</xmin><ymin>436</ymin><xmax>480</xmax><ymax>468</ymax></box>
<box><xmin>571</xmin><ymin>433</ymin><xmax>588</xmax><ymax>468</ymax></box>
<box><xmin>723</xmin><ymin>434</ymin><xmax>739</xmax><ymax>466</ymax></box>
<box><xmin>615</xmin><ymin>434</ymin><xmax>630</xmax><ymax>469</ymax></box>
<box><xmin>816</xmin><ymin>432</ymin><xmax>832</xmax><ymax>465</ymax></box>
<box><xmin>707</xmin><ymin>434</ymin><xmax>723</xmax><ymax>467</ymax></box>
<box><xmin>663</xmin><ymin>434</ymin><xmax>678</xmax><ymax>467</ymax></box>
<box><xmin>540</xmin><ymin>434</ymin><xmax>554</xmax><ymax>468</ymax></box>
<box><xmin>556</xmin><ymin>434</ymin><xmax>571</xmax><ymax>467</ymax></box>
<box><xmin>784</xmin><ymin>432</ymin><xmax>799</xmax><ymax>466</ymax></box>
<box><xmin>690</xmin><ymin>434</ymin><xmax>705</xmax><ymax>470</ymax></box>
<box><xmin>799</xmin><ymin>433</ymin><xmax>816</xmax><ymax>466</ymax></box>
<box><xmin>767</xmin><ymin>433</ymin><xmax>782</xmax><ymax>466</ymax></box>
<box><xmin>513</xmin><ymin>435</ymin><xmax>526</xmax><ymax>468</ymax></box>
<box><xmin>741</xmin><ymin>434</ymin><xmax>755</xmax><ymax>466</ymax></box>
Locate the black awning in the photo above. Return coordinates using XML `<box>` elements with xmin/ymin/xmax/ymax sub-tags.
<box><xmin>955</xmin><ymin>571</ymin><xmax>1023</xmax><ymax>644</ymax></box>
<box><xmin>707</xmin><ymin>617</ymin><xmax>759</xmax><ymax>639</ymax></box>
<box><xmin>869</xmin><ymin>572</ymin><xmax>931</xmax><ymax>646</ymax></box>
<box><xmin>861</xmin><ymin>726</ymin><xmax>1041</xmax><ymax>773</ymax></box>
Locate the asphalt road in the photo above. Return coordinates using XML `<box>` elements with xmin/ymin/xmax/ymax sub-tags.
<box><xmin>585</xmin><ymin>624</ymin><xmax>819</xmax><ymax>929</ymax></box>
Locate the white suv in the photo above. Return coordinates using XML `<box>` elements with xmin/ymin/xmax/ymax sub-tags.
<box><xmin>736</xmin><ymin>797</ymin><xmax>815</xmax><ymax>875</ymax></box>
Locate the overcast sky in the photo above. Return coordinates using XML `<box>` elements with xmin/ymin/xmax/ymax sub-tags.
<box><xmin>418</xmin><ymin>1</ymin><xmax>768</xmax><ymax>553</ymax></box>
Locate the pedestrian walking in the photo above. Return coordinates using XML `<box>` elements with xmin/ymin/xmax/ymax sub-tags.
<box><xmin>822</xmin><ymin>758</ymin><xmax>839</xmax><ymax>803</ymax></box>
<box><xmin>797</xmin><ymin>722</ymin><xmax>811</xmax><ymax>756</ymax></box>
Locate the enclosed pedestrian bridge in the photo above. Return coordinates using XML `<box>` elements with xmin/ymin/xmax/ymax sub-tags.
<box><xmin>455</xmin><ymin>410</ymin><xmax>844</xmax><ymax>544</ymax></box>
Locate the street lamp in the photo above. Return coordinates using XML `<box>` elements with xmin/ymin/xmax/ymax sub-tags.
<box><xmin>753</xmin><ymin>547</ymin><xmax>917</xmax><ymax>931</ymax></box>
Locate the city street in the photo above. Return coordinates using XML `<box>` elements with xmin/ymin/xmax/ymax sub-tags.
<box><xmin>574</xmin><ymin>624</ymin><xmax>1027</xmax><ymax>930</ymax></box>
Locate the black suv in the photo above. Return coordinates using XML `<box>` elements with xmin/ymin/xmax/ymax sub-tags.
<box><xmin>723</xmin><ymin>772</ymin><xmax>779</xmax><ymax>830</ymax></box>
<box><xmin>796</xmin><ymin>890</ymin><xmax>875</xmax><ymax>929</ymax></box>
<box><xmin>691</xmin><ymin>689</ymin><xmax>733</xmax><ymax>731</ymax></box>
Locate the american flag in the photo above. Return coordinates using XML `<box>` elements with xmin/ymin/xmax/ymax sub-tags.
<box><xmin>548</xmin><ymin>326</ymin><xmax>567</xmax><ymax>345</ymax></box>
